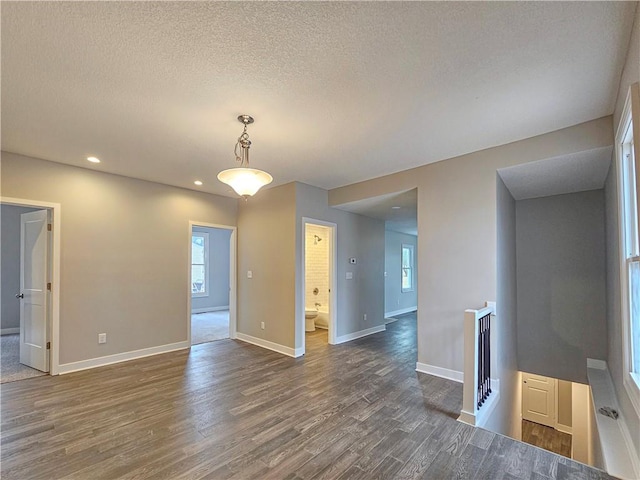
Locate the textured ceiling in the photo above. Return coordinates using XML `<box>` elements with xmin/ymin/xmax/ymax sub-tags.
<box><xmin>498</xmin><ymin>146</ymin><xmax>613</xmax><ymax>201</ymax></box>
<box><xmin>1</xmin><ymin>2</ymin><xmax>635</xmax><ymax>198</ymax></box>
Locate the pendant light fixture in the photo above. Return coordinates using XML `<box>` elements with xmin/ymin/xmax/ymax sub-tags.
<box><xmin>217</xmin><ymin>115</ymin><xmax>273</xmax><ymax>198</ymax></box>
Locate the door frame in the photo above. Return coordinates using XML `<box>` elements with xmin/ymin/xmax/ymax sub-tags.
<box><xmin>187</xmin><ymin>221</ymin><xmax>237</xmax><ymax>344</ymax></box>
<box><xmin>301</xmin><ymin>217</ymin><xmax>338</xmax><ymax>353</ymax></box>
<box><xmin>1</xmin><ymin>196</ymin><xmax>61</xmax><ymax>375</ymax></box>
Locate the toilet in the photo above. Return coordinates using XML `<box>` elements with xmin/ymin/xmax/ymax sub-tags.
<box><xmin>305</xmin><ymin>309</ymin><xmax>318</xmax><ymax>331</ymax></box>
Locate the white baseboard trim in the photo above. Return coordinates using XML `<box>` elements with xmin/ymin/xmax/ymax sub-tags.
<box><xmin>384</xmin><ymin>307</ymin><xmax>417</xmax><ymax>318</ymax></box>
<box><xmin>1</xmin><ymin>327</ymin><xmax>20</xmax><ymax>335</ymax></box>
<box><xmin>416</xmin><ymin>362</ymin><xmax>464</xmax><ymax>383</ymax></box>
<box><xmin>335</xmin><ymin>325</ymin><xmax>386</xmax><ymax>344</ymax></box>
<box><xmin>192</xmin><ymin>306</ymin><xmax>229</xmax><ymax>314</ymax></box>
<box><xmin>556</xmin><ymin>423</ymin><xmax>573</xmax><ymax>435</ymax></box>
<box><xmin>58</xmin><ymin>341</ymin><xmax>190</xmax><ymax>375</ymax></box>
<box><xmin>236</xmin><ymin>332</ymin><xmax>297</xmax><ymax>358</ymax></box>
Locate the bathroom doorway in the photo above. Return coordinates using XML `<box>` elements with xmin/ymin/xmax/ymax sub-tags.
<box><xmin>302</xmin><ymin>219</ymin><xmax>336</xmax><ymax>354</ymax></box>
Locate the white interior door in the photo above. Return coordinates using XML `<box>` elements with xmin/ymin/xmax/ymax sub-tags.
<box><xmin>522</xmin><ymin>372</ymin><xmax>556</xmax><ymax>427</ymax></box>
<box><xmin>19</xmin><ymin>210</ymin><xmax>49</xmax><ymax>372</ymax></box>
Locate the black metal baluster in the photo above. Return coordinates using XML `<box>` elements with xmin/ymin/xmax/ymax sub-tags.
<box><xmin>477</xmin><ymin>313</ymin><xmax>492</xmax><ymax>408</ymax></box>
<box><xmin>477</xmin><ymin>320</ymin><xmax>482</xmax><ymax>408</ymax></box>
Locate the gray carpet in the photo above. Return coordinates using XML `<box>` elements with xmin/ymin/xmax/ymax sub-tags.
<box><xmin>1</xmin><ymin>334</ymin><xmax>47</xmax><ymax>383</ymax></box>
<box><xmin>191</xmin><ymin>311</ymin><xmax>229</xmax><ymax>345</ymax></box>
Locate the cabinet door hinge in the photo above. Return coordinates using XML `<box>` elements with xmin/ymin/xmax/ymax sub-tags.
<box><xmin>47</xmin><ymin>224</ymin><xmax>52</xmax><ymax>232</ymax></box>
<box><xmin>46</xmin><ymin>342</ymin><xmax>51</xmax><ymax>350</ymax></box>
<box><xmin>47</xmin><ymin>283</ymin><xmax>51</xmax><ymax>291</ymax></box>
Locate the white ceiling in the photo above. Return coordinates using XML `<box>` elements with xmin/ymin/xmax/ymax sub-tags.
<box><xmin>1</xmin><ymin>2</ymin><xmax>635</xmax><ymax>198</ymax></box>
<box><xmin>334</xmin><ymin>190</ymin><xmax>418</xmax><ymax>236</ymax></box>
<box><xmin>498</xmin><ymin>146</ymin><xmax>613</xmax><ymax>201</ymax></box>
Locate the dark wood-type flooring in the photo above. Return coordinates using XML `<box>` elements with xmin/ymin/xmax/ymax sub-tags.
<box><xmin>1</xmin><ymin>314</ymin><xmax>612</xmax><ymax>479</ymax></box>
<box><xmin>522</xmin><ymin>420</ymin><xmax>572</xmax><ymax>459</ymax></box>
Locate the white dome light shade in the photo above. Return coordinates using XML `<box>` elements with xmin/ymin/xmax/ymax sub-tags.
<box><xmin>217</xmin><ymin>167</ymin><xmax>273</xmax><ymax>197</ymax></box>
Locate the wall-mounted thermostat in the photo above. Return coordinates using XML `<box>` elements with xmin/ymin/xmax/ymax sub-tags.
<box><xmin>349</xmin><ymin>257</ymin><xmax>356</xmax><ymax>264</ymax></box>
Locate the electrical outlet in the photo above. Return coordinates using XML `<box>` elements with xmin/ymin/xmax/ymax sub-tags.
<box><xmin>247</xmin><ymin>270</ymin><xmax>253</xmax><ymax>279</ymax></box>
<box><xmin>364</xmin><ymin>314</ymin><xmax>367</xmax><ymax>322</ymax></box>
<box><xmin>98</xmin><ymin>333</ymin><xmax>107</xmax><ymax>344</ymax></box>
<box><xmin>346</xmin><ymin>272</ymin><xmax>353</xmax><ymax>280</ymax></box>
<box><xmin>260</xmin><ymin>321</ymin><xmax>265</xmax><ymax>330</ymax></box>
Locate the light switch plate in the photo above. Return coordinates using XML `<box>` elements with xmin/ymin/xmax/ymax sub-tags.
<box><xmin>247</xmin><ymin>271</ymin><xmax>253</xmax><ymax>279</ymax></box>
<box><xmin>346</xmin><ymin>272</ymin><xmax>353</xmax><ymax>280</ymax></box>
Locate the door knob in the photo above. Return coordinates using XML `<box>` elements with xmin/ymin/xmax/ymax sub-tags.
<box><xmin>15</xmin><ymin>293</ymin><xmax>24</xmax><ymax>299</ymax></box>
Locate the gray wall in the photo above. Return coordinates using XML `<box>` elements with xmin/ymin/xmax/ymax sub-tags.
<box><xmin>1</xmin><ymin>152</ymin><xmax>237</xmax><ymax>364</ymax></box>
<box><xmin>516</xmin><ymin>190</ymin><xmax>607</xmax><ymax>384</ymax></box>
<box><xmin>237</xmin><ymin>181</ymin><xmax>385</xmax><ymax>352</ymax></box>
<box><xmin>1</xmin><ymin>204</ymin><xmax>39</xmax><ymax>331</ymax></box>
<box><xmin>384</xmin><ymin>230</ymin><xmax>417</xmax><ymax>316</ymax></box>
<box><xmin>295</xmin><ymin>183</ymin><xmax>385</xmax><ymax>348</ymax></box>
<box><xmin>237</xmin><ymin>183</ymin><xmax>297</xmax><ymax>347</ymax></box>
<box><xmin>484</xmin><ymin>175</ymin><xmax>521</xmax><ymax>439</ymax></box>
<box><xmin>191</xmin><ymin>226</ymin><xmax>231</xmax><ymax>312</ymax></box>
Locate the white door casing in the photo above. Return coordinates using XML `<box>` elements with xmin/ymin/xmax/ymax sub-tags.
<box><xmin>19</xmin><ymin>210</ymin><xmax>49</xmax><ymax>372</ymax></box>
<box><xmin>522</xmin><ymin>372</ymin><xmax>556</xmax><ymax>427</ymax></box>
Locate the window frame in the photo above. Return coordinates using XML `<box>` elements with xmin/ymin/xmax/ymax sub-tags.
<box><xmin>616</xmin><ymin>83</ymin><xmax>640</xmax><ymax>417</ymax></box>
<box><xmin>191</xmin><ymin>232</ymin><xmax>209</xmax><ymax>298</ymax></box>
<box><xmin>401</xmin><ymin>243</ymin><xmax>414</xmax><ymax>293</ymax></box>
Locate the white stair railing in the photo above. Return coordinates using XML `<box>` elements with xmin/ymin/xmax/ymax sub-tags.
<box><xmin>459</xmin><ymin>306</ymin><xmax>497</xmax><ymax>426</ymax></box>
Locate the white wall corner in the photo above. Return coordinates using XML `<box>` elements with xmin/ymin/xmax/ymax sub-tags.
<box><xmin>416</xmin><ymin>362</ymin><xmax>464</xmax><ymax>383</ymax></box>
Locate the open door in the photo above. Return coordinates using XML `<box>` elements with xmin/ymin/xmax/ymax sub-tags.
<box><xmin>18</xmin><ymin>210</ymin><xmax>49</xmax><ymax>372</ymax></box>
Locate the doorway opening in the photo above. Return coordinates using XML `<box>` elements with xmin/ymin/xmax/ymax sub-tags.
<box><xmin>188</xmin><ymin>222</ymin><xmax>236</xmax><ymax>346</ymax></box>
<box><xmin>301</xmin><ymin>219</ymin><xmax>336</xmax><ymax>354</ymax></box>
<box><xmin>1</xmin><ymin>197</ymin><xmax>61</xmax><ymax>382</ymax></box>
<box><xmin>521</xmin><ymin>372</ymin><xmax>572</xmax><ymax>458</ymax></box>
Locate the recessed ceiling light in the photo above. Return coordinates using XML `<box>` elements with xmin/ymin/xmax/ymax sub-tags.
<box><xmin>87</xmin><ymin>156</ymin><xmax>100</xmax><ymax>163</ymax></box>
<box><xmin>391</xmin><ymin>206</ymin><xmax>401</xmax><ymax>209</ymax></box>
<box><xmin>194</xmin><ymin>180</ymin><xmax>203</xmax><ymax>186</ymax></box>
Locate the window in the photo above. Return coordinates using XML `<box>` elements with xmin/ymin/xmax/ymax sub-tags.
<box><xmin>191</xmin><ymin>232</ymin><xmax>208</xmax><ymax>296</ymax></box>
<box><xmin>617</xmin><ymin>85</ymin><xmax>640</xmax><ymax>414</ymax></box>
<box><xmin>401</xmin><ymin>244</ymin><xmax>414</xmax><ymax>292</ymax></box>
